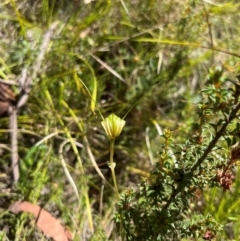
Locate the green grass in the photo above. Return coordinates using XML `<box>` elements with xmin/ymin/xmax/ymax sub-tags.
<box><xmin>0</xmin><ymin>0</ymin><xmax>240</xmax><ymax>240</ymax></box>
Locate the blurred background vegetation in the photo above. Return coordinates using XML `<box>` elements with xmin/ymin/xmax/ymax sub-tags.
<box><xmin>0</xmin><ymin>0</ymin><xmax>240</xmax><ymax>240</ymax></box>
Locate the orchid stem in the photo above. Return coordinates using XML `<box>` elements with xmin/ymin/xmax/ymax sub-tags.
<box><xmin>109</xmin><ymin>138</ymin><xmax>119</xmax><ymax>196</ymax></box>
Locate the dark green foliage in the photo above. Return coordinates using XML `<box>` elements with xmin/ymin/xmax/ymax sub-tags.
<box><xmin>116</xmin><ymin>77</ymin><xmax>240</xmax><ymax>240</ymax></box>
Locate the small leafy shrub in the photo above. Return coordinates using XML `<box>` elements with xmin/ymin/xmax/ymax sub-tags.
<box><xmin>116</xmin><ymin>71</ymin><xmax>240</xmax><ymax>241</ymax></box>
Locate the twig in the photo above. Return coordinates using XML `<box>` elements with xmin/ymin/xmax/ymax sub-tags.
<box><xmin>9</xmin><ymin>21</ymin><xmax>59</xmax><ymax>183</ymax></box>
<box><xmin>90</xmin><ymin>53</ymin><xmax>128</xmax><ymax>85</ymax></box>
<box><xmin>9</xmin><ymin>106</ymin><xmax>19</xmax><ymax>182</ymax></box>
<box><xmin>201</xmin><ymin>1</ymin><xmax>214</xmax><ymax>64</ymax></box>
<box><xmin>0</xmin><ymin>79</ymin><xmax>18</xmax><ymax>86</ymax></box>
<box><xmin>31</xmin><ymin>21</ymin><xmax>59</xmax><ymax>81</ymax></box>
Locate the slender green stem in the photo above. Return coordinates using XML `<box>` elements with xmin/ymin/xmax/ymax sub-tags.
<box><xmin>109</xmin><ymin>139</ymin><xmax>124</xmax><ymax>240</ymax></box>
<box><xmin>109</xmin><ymin>138</ymin><xmax>119</xmax><ymax>196</ymax></box>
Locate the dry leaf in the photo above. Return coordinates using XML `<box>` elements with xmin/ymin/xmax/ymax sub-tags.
<box><xmin>0</xmin><ymin>83</ymin><xmax>16</xmax><ymax>103</ymax></box>
<box><xmin>0</xmin><ymin>83</ymin><xmax>16</xmax><ymax>117</ymax></box>
<box><xmin>10</xmin><ymin>201</ymin><xmax>72</xmax><ymax>241</ymax></box>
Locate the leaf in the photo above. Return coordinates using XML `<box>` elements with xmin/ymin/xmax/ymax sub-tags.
<box><xmin>9</xmin><ymin>201</ymin><xmax>72</xmax><ymax>241</ymax></box>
